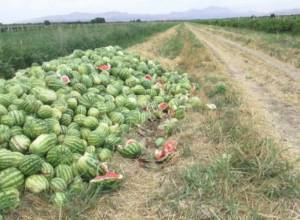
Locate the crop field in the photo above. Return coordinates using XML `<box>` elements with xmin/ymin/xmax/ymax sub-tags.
<box><xmin>0</xmin><ymin>22</ymin><xmax>175</xmax><ymax>79</ymax></box>
<box><xmin>197</xmin><ymin>15</ymin><xmax>300</xmax><ymax>33</ymax></box>
<box><xmin>0</xmin><ymin>20</ymin><xmax>300</xmax><ymax>220</ymax></box>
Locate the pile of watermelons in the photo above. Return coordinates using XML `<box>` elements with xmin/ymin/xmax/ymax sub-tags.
<box><xmin>0</xmin><ymin>46</ymin><xmax>201</xmax><ymax>215</ymax></box>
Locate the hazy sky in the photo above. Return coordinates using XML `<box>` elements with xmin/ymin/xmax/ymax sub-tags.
<box><xmin>1</xmin><ymin>0</ymin><xmax>300</xmax><ymax>23</ymax></box>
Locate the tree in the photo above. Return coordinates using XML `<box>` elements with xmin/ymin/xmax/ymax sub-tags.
<box><xmin>270</xmin><ymin>13</ymin><xmax>276</xmax><ymax>18</ymax></box>
<box><xmin>91</xmin><ymin>17</ymin><xmax>106</xmax><ymax>23</ymax></box>
<box><xmin>44</xmin><ymin>20</ymin><xmax>51</xmax><ymax>25</ymax></box>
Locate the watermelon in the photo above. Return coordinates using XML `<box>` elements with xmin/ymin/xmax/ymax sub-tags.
<box><xmin>90</xmin><ymin>171</ymin><xmax>123</xmax><ymax>188</ymax></box>
<box><xmin>9</xmin><ymin>134</ymin><xmax>31</xmax><ymax>153</ymax></box>
<box><xmin>82</xmin><ymin>116</ymin><xmax>98</xmax><ymax>129</ymax></box>
<box><xmin>55</xmin><ymin>164</ymin><xmax>74</xmax><ymax>184</ymax></box>
<box><xmin>10</xmin><ymin>126</ymin><xmax>23</xmax><ymax>136</ymax></box>
<box><xmin>41</xmin><ymin>162</ymin><xmax>55</xmax><ymax>179</ymax></box>
<box><xmin>77</xmin><ymin>152</ymin><xmax>101</xmax><ymax>177</ymax></box>
<box><xmin>45</xmin><ymin>118</ymin><xmax>61</xmax><ymax>135</ymax></box>
<box><xmin>25</xmin><ymin>175</ymin><xmax>49</xmax><ymax>193</ymax></box>
<box><xmin>87</xmin><ymin>107</ymin><xmax>100</xmax><ymax>118</ymax></box>
<box><xmin>105</xmin><ymin>134</ymin><xmax>121</xmax><ymax>150</ymax></box>
<box><xmin>87</xmin><ymin>131</ymin><xmax>105</xmax><ymax>147</ymax></box>
<box><xmin>0</xmin><ymin>188</ymin><xmax>20</xmax><ymax>214</ymax></box>
<box><xmin>155</xmin><ymin>137</ymin><xmax>165</xmax><ymax>147</ymax></box>
<box><xmin>155</xmin><ymin>140</ymin><xmax>177</xmax><ymax>163</ymax></box>
<box><xmin>0</xmin><ymin>167</ymin><xmax>24</xmax><ymax>190</ymax></box>
<box><xmin>118</xmin><ymin>139</ymin><xmax>142</xmax><ymax>159</ymax></box>
<box><xmin>20</xmin><ymin>95</ymin><xmax>41</xmax><ymax>114</ymax></box>
<box><xmin>98</xmin><ymin>148</ymin><xmax>113</xmax><ymax>161</ymax></box>
<box><xmin>60</xmin><ymin>113</ymin><xmax>72</xmax><ymax>126</ymax></box>
<box><xmin>51</xmin><ymin>192</ymin><xmax>67</xmax><ymax>207</ymax></box>
<box><xmin>0</xmin><ymin>46</ymin><xmax>195</xmax><ymax>214</ymax></box>
<box><xmin>50</xmin><ymin>178</ymin><xmax>67</xmax><ymax>192</ymax></box>
<box><xmin>18</xmin><ymin>154</ymin><xmax>43</xmax><ymax>176</ymax></box>
<box><xmin>23</xmin><ymin>118</ymin><xmax>48</xmax><ymax>139</ymax></box>
<box><xmin>0</xmin><ymin>125</ymin><xmax>11</xmax><ymax>144</ymax></box>
<box><xmin>8</xmin><ymin>110</ymin><xmax>26</xmax><ymax>126</ymax></box>
<box><xmin>0</xmin><ymin>149</ymin><xmax>24</xmax><ymax>169</ymax></box>
<box><xmin>68</xmin><ymin>176</ymin><xmax>87</xmax><ymax>193</ymax></box>
<box><xmin>29</xmin><ymin>133</ymin><xmax>57</xmax><ymax>155</ymax></box>
<box><xmin>46</xmin><ymin>145</ymin><xmax>73</xmax><ymax>166</ymax></box>
<box><xmin>32</xmin><ymin>87</ymin><xmax>57</xmax><ymax>104</ymax></box>
<box><xmin>67</xmin><ymin>98</ymin><xmax>78</xmax><ymax>110</ymax></box>
<box><xmin>0</xmin><ymin>104</ymin><xmax>8</xmax><ymax>116</ymax></box>
<box><xmin>37</xmin><ymin>105</ymin><xmax>54</xmax><ymax>118</ymax></box>
<box><xmin>86</xmin><ymin>145</ymin><xmax>96</xmax><ymax>154</ymax></box>
<box><xmin>62</xmin><ymin>136</ymin><xmax>86</xmax><ymax>153</ymax></box>
<box><xmin>109</xmin><ymin>112</ymin><xmax>125</xmax><ymax>125</ymax></box>
<box><xmin>1</xmin><ymin>115</ymin><xmax>15</xmax><ymax>127</ymax></box>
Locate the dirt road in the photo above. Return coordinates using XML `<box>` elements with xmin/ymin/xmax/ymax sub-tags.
<box><xmin>188</xmin><ymin>24</ymin><xmax>300</xmax><ymax>150</ymax></box>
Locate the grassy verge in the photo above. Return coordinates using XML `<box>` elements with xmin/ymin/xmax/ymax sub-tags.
<box><xmin>156</xmin><ymin>25</ymin><xmax>300</xmax><ymax>219</ymax></box>
<box><xmin>158</xmin><ymin>25</ymin><xmax>185</xmax><ymax>58</ymax></box>
<box><xmin>0</xmin><ymin>22</ymin><xmax>176</xmax><ymax>79</ymax></box>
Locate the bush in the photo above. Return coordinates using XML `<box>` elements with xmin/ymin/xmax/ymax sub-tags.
<box><xmin>90</xmin><ymin>17</ymin><xmax>105</xmax><ymax>23</ymax></box>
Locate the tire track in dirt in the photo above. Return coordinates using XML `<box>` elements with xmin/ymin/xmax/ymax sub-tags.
<box><xmin>188</xmin><ymin>24</ymin><xmax>300</xmax><ymax>150</ymax></box>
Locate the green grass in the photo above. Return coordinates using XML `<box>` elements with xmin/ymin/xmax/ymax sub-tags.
<box><xmin>0</xmin><ymin>22</ymin><xmax>176</xmax><ymax>79</ymax></box>
<box><xmin>159</xmin><ymin>25</ymin><xmax>203</xmax><ymax>60</ymax></box>
<box><xmin>159</xmin><ymin>25</ymin><xmax>185</xmax><ymax>58</ymax></box>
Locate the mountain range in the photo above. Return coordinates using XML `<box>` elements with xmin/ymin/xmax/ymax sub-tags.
<box><xmin>28</xmin><ymin>7</ymin><xmax>300</xmax><ymax>23</ymax></box>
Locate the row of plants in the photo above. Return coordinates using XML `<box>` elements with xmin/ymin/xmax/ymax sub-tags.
<box><xmin>197</xmin><ymin>15</ymin><xmax>300</xmax><ymax>34</ymax></box>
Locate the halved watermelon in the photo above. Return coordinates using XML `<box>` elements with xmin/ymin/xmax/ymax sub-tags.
<box><xmin>90</xmin><ymin>171</ymin><xmax>123</xmax><ymax>187</ymax></box>
<box><xmin>144</xmin><ymin>74</ymin><xmax>152</xmax><ymax>81</ymax></box>
<box><xmin>155</xmin><ymin>140</ymin><xmax>177</xmax><ymax>163</ymax></box>
<box><xmin>96</xmin><ymin>64</ymin><xmax>111</xmax><ymax>71</ymax></box>
<box><xmin>158</xmin><ymin>102</ymin><xmax>169</xmax><ymax>111</ymax></box>
<box><xmin>60</xmin><ymin>75</ymin><xmax>70</xmax><ymax>85</ymax></box>
<box><xmin>163</xmin><ymin>140</ymin><xmax>177</xmax><ymax>153</ymax></box>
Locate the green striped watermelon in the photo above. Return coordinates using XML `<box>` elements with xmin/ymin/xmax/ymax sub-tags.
<box><xmin>46</xmin><ymin>145</ymin><xmax>73</xmax><ymax>167</ymax></box>
<box><xmin>18</xmin><ymin>154</ymin><xmax>43</xmax><ymax>176</ymax></box>
<box><xmin>55</xmin><ymin>164</ymin><xmax>74</xmax><ymax>184</ymax></box>
<box><xmin>29</xmin><ymin>133</ymin><xmax>57</xmax><ymax>155</ymax></box>
<box><xmin>77</xmin><ymin>152</ymin><xmax>101</xmax><ymax>177</ymax></box>
<box><xmin>118</xmin><ymin>139</ymin><xmax>142</xmax><ymax>159</ymax></box>
<box><xmin>50</xmin><ymin>178</ymin><xmax>67</xmax><ymax>192</ymax></box>
<box><xmin>41</xmin><ymin>162</ymin><xmax>55</xmax><ymax>179</ymax></box>
<box><xmin>0</xmin><ymin>188</ymin><xmax>20</xmax><ymax>214</ymax></box>
<box><xmin>62</xmin><ymin>136</ymin><xmax>86</xmax><ymax>153</ymax></box>
<box><xmin>0</xmin><ymin>167</ymin><xmax>24</xmax><ymax>190</ymax></box>
<box><xmin>51</xmin><ymin>192</ymin><xmax>67</xmax><ymax>207</ymax></box>
<box><xmin>25</xmin><ymin>175</ymin><xmax>49</xmax><ymax>193</ymax></box>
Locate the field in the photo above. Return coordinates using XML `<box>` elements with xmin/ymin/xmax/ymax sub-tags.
<box><xmin>0</xmin><ymin>22</ymin><xmax>175</xmax><ymax>79</ymax></box>
<box><xmin>0</xmin><ymin>20</ymin><xmax>300</xmax><ymax>220</ymax></box>
<box><xmin>197</xmin><ymin>15</ymin><xmax>300</xmax><ymax>33</ymax></box>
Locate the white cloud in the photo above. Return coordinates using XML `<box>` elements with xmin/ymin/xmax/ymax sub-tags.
<box><xmin>0</xmin><ymin>0</ymin><xmax>300</xmax><ymax>23</ymax></box>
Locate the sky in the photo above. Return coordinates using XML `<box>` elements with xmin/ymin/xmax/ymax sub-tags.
<box><xmin>1</xmin><ymin>0</ymin><xmax>300</xmax><ymax>23</ymax></box>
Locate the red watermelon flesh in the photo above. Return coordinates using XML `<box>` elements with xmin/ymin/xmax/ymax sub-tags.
<box><xmin>90</xmin><ymin>172</ymin><xmax>123</xmax><ymax>183</ymax></box>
